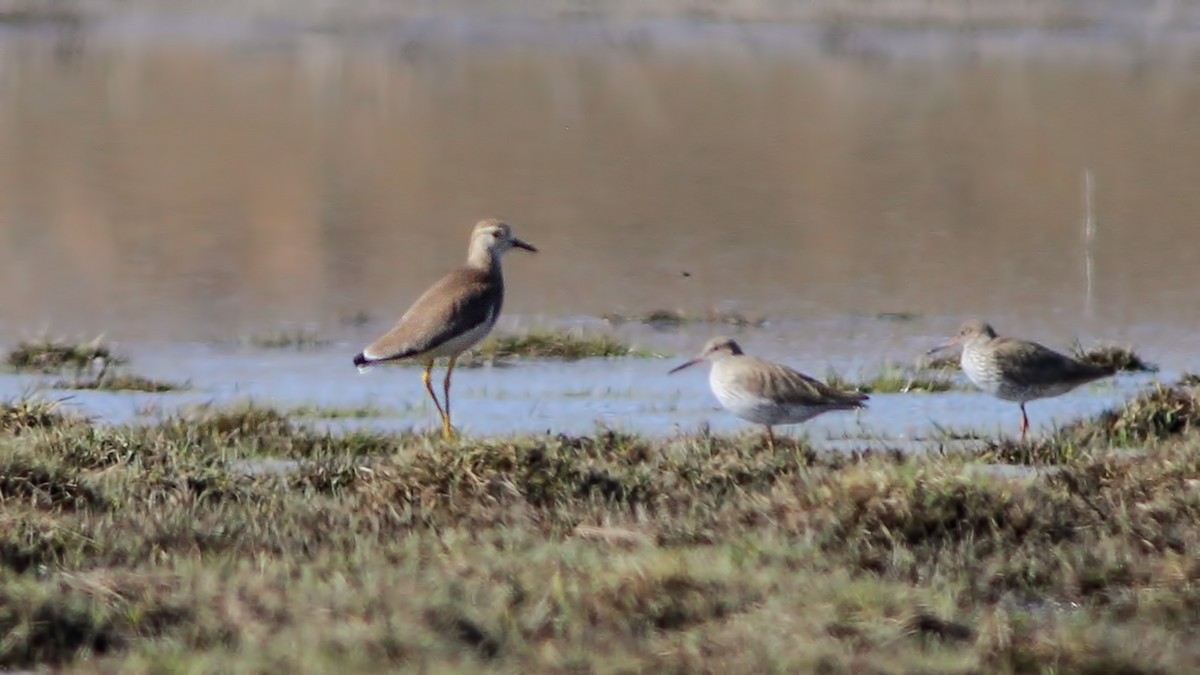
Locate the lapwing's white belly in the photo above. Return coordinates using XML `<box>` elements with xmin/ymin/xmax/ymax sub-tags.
<box><xmin>423</xmin><ymin>311</ymin><xmax>498</xmax><ymax>360</ymax></box>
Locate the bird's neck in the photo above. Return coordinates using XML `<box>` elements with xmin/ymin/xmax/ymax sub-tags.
<box><xmin>466</xmin><ymin>246</ymin><xmax>502</xmax><ymax>275</ymax></box>
<box><xmin>709</xmin><ymin>354</ymin><xmax>740</xmax><ymax>370</ymax></box>
<box><xmin>961</xmin><ymin>336</ymin><xmax>993</xmax><ymax>362</ymax></box>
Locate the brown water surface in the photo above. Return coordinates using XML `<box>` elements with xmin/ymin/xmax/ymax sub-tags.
<box><xmin>1</xmin><ymin>19</ymin><xmax>1198</xmax><ymax>363</ymax></box>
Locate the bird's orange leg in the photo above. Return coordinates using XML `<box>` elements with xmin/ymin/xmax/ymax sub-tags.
<box><xmin>422</xmin><ymin>362</ymin><xmax>449</xmax><ymax>435</ymax></box>
<box><xmin>441</xmin><ymin>356</ymin><xmax>458</xmax><ymax>439</ymax></box>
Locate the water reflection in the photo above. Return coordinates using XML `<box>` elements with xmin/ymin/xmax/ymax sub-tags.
<box><xmin>1</xmin><ymin>19</ymin><xmax>1198</xmax><ymax>372</ymax></box>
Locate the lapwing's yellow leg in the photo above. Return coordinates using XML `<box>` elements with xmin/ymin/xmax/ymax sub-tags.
<box><xmin>441</xmin><ymin>356</ymin><xmax>458</xmax><ymax>438</ymax></box>
<box><xmin>421</xmin><ymin>362</ymin><xmax>449</xmax><ymax>435</ymax></box>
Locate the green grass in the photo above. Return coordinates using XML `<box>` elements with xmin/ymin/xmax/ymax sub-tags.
<box><xmin>1</xmin><ymin>386</ymin><xmax>1200</xmax><ymax>671</ymax></box>
<box><xmin>826</xmin><ymin>364</ymin><xmax>957</xmax><ymax>394</ymax></box>
<box><xmin>602</xmin><ymin>307</ymin><xmax>766</xmax><ymax>328</ymax></box>
<box><xmin>475</xmin><ymin>331</ymin><xmax>658</xmax><ymax>361</ymax></box>
<box><xmin>6</xmin><ymin>338</ymin><xmax>127</xmax><ymax>376</ymax></box>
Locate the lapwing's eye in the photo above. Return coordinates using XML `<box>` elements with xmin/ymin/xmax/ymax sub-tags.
<box><xmin>492</xmin><ymin>230</ymin><xmax>503</xmax><ymax>239</ymax></box>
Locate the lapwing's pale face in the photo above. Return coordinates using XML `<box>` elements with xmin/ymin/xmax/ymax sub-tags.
<box><xmin>473</xmin><ymin>219</ymin><xmax>537</xmax><ymax>256</ymax></box>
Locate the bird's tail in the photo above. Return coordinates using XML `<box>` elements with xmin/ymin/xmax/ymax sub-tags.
<box><xmin>847</xmin><ymin>391</ymin><xmax>870</xmax><ymax>408</ymax></box>
<box><xmin>353</xmin><ymin>352</ymin><xmax>373</xmax><ymax>373</ymax></box>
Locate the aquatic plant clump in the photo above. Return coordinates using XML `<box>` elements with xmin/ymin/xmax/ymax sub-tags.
<box><xmin>602</xmin><ymin>308</ymin><xmax>767</xmax><ymax>329</ymax></box>
<box><xmin>1065</xmin><ymin>383</ymin><xmax>1200</xmax><ymax>445</ymax></box>
<box><xmin>245</xmin><ymin>328</ymin><xmax>331</xmax><ymax>350</ymax></box>
<box><xmin>476</xmin><ymin>331</ymin><xmax>657</xmax><ymax>361</ymax></box>
<box><xmin>5</xmin><ymin>338</ymin><xmax>127</xmax><ymax>376</ymax></box>
<box><xmin>53</xmin><ymin>373</ymin><xmax>188</xmax><ymax>393</ymax></box>
<box><xmin>825</xmin><ymin>365</ymin><xmax>957</xmax><ymax>394</ymax></box>
<box><xmin>1072</xmin><ymin>343</ymin><xmax>1158</xmax><ymax>373</ymax></box>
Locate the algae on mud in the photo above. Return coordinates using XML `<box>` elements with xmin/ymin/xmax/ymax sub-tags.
<box><xmin>1</xmin><ymin>388</ymin><xmax>1200</xmax><ymax>671</ymax></box>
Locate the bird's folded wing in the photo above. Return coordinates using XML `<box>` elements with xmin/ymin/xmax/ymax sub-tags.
<box><xmin>363</xmin><ymin>268</ymin><xmax>498</xmax><ymax>362</ymax></box>
<box><xmin>740</xmin><ymin>359</ymin><xmax>867</xmax><ymax>407</ymax></box>
<box><xmin>994</xmin><ymin>338</ymin><xmax>1108</xmax><ymax>387</ymax></box>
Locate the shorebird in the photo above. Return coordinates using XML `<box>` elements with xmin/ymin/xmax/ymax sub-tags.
<box><xmin>928</xmin><ymin>318</ymin><xmax>1115</xmax><ymax>441</ymax></box>
<box><xmin>669</xmin><ymin>337</ymin><xmax>868</xmax><ymax>450</ymax></box>
<box><xmin>352</xmin><ymin>218</ymin><xmax>536</xmax><ymax>438</ymax></box>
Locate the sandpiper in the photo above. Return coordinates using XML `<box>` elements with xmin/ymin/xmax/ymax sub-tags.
<box><xmin>669</xmin><ymin>337</ymin><xmax>868</xmax><ymax>450</ymax></box>
<box><xmin>928</xmin><ymin>318</ymin><xmax>1115</xmax><ymax>441</ymax></box>
<box><xmin>353</xmin><ymin>218</ymin><xmax>536</xmax><ymax>438</ymax></box>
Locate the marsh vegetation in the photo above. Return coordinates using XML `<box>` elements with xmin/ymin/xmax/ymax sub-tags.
<box><xmin>1</xmin><ymin>384</ymin><xmax>1198</xmax><ymax>671</ymax></box>
<box><xmin>6</xmin><ymin>339</ymin><xmax>186</xmax><ymax>392</ymax></box>
<box><xmin>825</xmin><ymin>364</ymin><xmax>958</xmax><ymax>394</ymax></box>
<box><xmin>602</xmin><ymin>308</ymin><xmax>767</xmax><ymax>329</ymax></box>
<box><xmin>474</xmin><ymin>331</ymin><xmax>658</xmax><ymax>362</ymax></box>
<box><xmin>6</xmin><ymin>338</ymin><xmax>126</xmax><ymax>377</ymax></box>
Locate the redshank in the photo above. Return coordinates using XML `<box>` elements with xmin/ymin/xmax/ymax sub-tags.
<box><xmin>928</xmin><ymin>318</ymin><xmax>1115</xmax><ymax>441</ymax></box>
<box><xmin>669</xmin><ymin>336</ymin><xmax>868</xmax><ymax>450</ymax></box>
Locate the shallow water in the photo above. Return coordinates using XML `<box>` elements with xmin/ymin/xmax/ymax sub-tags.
<box><xmin>0</xmin><ymin>10</ymin><xmax>1197</xmax><ymax>439</ymax></box>
<box><xmin>0</xmin><ymin>334</ymin><xmax>1166</xmax><ymax>446</ymax></box>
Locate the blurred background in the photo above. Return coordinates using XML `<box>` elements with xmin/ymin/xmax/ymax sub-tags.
<box><xmin>0</xmin><ymin>0</ymin><xmax>1198</xmax><ymax>365</ymax></box>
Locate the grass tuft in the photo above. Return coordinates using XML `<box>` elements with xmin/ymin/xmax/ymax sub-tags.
<box><xmin>53</xmin><ymin>373</ymin><xmax>188</xmax><ymax>393</ymax></box>
<box><xmin>603</xmin><ymin>307</ymin><xmax>766</xmax><ymax>328</ymax></box>
<box><xmin>1177</xmin><ymin>373</ymin><xmax>1200</xmax><ymax>388</ymax></box>
<box><xmin>0</xmin><ymin>453</ymin><xmax>108</xmax><ymax>512</ymax></box>
<box><xmin>973</xmin><ymin>385</ymin><xmax>1200</xmax><ymax>463</ymax></box>
<box><xmin>826</xmin><ymin>365</ymin><xmax>957</xmax><ymax>394</ymax></box>
<box><xmin>1072</xmin><ymin>343</ymin><xmax>1158</xmax><ymax>373</ymax></box>
<box><xmin>245</xmin><ymin>328</ymin><xmax>330</xmax><ymax>350</ymax></box>
<box><xmin>284</xmin><ymin>404</ymin><xmax>394</xmax><ymax>419</ymax></box>
<box><xmin>1061</xmin><ymin>384</ymin><xmax>1200</xmax><ymax>445</ymax></box>
<box><xmin>476</xmin><ymin>331</ymin><xmax>657</xmax><ymax>361</ymax></box>
<box><xmin>6</xmin><ymin>339</ymin><xmax>126</xmax><ymax>376</ymax></box>
<box><xmin>0</xmin><ymin>399</ymin><xmax>76</xmax><ymax>434</ymax></box>
<box><xmin>974</xmin><ymin>435</ymin><xmax>1084</xmax><ymax>466</ymax></box>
